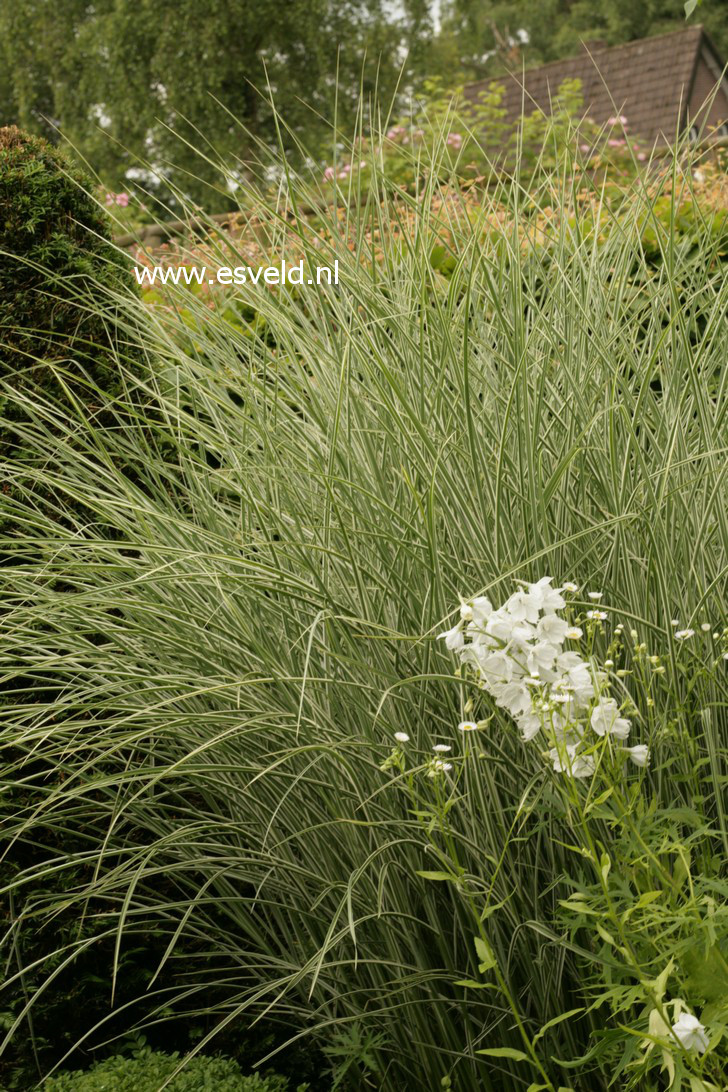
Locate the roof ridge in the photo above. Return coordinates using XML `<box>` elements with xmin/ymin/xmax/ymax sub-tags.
<box><xmin>466</xmin><ymin>24</ymin><xmax>704</xmax><ymax>92</ymax></box>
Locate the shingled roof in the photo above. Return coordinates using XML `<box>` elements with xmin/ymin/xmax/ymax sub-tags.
<box><xmin>465</xmin><ymin>25</ymin><xmax>728</xmax><ymax>147</ymax></box>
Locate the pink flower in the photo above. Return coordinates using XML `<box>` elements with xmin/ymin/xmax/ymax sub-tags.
<box><xmin>607</xmin><ymin>138</ymin><xmax>625</xmax><ymax>148</ymax></box>
<box><xmin>386</xmin><ymin>126</ymin><xmax>406</xmax><ymax>140</ymax></box>
<box><xmin>579</xmin><ymin>143</ymin><xmax>590</xmax><ymax>152</ymax></box>
<box><xmin>104</xmin><ymin>193</ymin><xmax>115</xmax><ymax>206</ymax></box>
<box><xmin>116</xmin><ymin>193</ymin><xmax>129</xmax><ymax>207</ymax></box>
<box><xmin>607</xmin><ymin>116</ymin><xmax>618</xmax><ymax>126</ymax></box>
<box><xmin>637</xmin><ymin>152</ymin><xmax>647</xmax><ymax>161</ymax></box>
<box><xmin>323</xmin><ymin>166</ymin><xmax>335</xmax><ymax>181</ymax></box>
<box><xmin>446</xmin><ymin>132</ymin><xmax>463</xmax><ymax>149</ymax></box>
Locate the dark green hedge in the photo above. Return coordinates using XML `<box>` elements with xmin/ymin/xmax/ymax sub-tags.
<box><xmin>0</xmin><ymin>125</ymin><xmax>136</xmax><ymax>452</ymax></box>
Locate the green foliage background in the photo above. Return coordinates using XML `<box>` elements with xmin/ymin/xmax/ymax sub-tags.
<box><xmin>1</xmin><ymin>0</ymin><xmax>726</xmax><ymax>203</ymax></box>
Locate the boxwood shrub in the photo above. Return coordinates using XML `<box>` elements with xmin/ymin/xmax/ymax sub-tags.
<box><xmin>41</xmin><ymin>1050</ymin><xmax>293</xmax><ymax>1092</ymax></box>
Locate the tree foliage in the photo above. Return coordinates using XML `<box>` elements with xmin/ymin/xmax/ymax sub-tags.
<box><xmin>1</xmin><ymin>1</ymin><xmax>726</xmax><ymax>204</ymax></box>
<box><xmin>0</xmin><ymin>0</ymin><xmax>434</xmax><ymax>203</ymax></box>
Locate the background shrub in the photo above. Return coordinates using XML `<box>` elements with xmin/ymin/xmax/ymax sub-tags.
<box><xmin>0</xmin><ymin>125</ymin><xmax>136</xmax><ymax>462</ymax></box>
<box><xmin>41</xmin><ymin>1049</ymin><xmax>290</xmax><ymax>1092</ymax></box>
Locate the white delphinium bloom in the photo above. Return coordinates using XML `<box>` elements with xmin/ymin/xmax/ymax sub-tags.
<box><xmin>517</xmin><ymin>713</ymin><xmax>542</xmax><ymax>741</ymax></box>
<box><xmin>624</xmin><ymin>744</ymin><xmax>649</xmax><ymax>767</ymax></box>
<box><xmin>528</xmin><ymin>641</ymin><xmax>559</xmax><ymax>674</ymax></box>
<box><xmin>438</xmin><ymin>623</ymin><xmax>464</xmax><ymax>651</ymax></box>
<box><xmin>495</xmin><ymin>681</ymin><xmax>532</xmax><ymax>718</ymax></box>
<box><xmin>528</xmin><ymin>576</ymin><xmax>566</xmax><ymax>612</ymax></box>
<box><xmin>590</xmin><ymin>698</ymin><xmax>631</xmax><ymax>739</ymax></box>
<box><xmin>675</xmin><ymin>628</ymin><xmax>695</xmax><ymax>640</ymax></box>
<box><xmin>536</xmin><ymin>613</ymin><xmax>569</xmax><ymax>644</ymax></box>
<box><xmin>433</xmin><ymin>744</ymin><xmax>452</xmax><ymax>753</ymax></box>
<box><xmin>565</xmin><ymin>666</ymin><xmax>595</xmax><ymax>707</ymax></box>
<box><xmin>485</xmin><ymin>609</ymin><xmax>519</xmax><ymax>643</ymax></box>
<box><xmin>442</xmin><ymin>578</ymin><xmax>647</xmax><ymax>777</ymax></box>
<box><xmin>671</xmin><ymin>1013</ymin><xmax>709</xmax><ymax>1053</ymax></box>
<box><xmin>470</xmin><ymin>596</ymin><xmax>493</xmax><ymax>625</ymax></box>
<box><xmin>562</xmin><ymin>582</ymin><xmax>578</xmax><ymax>593</ymax></box>
<box><xmin>505</xmin><ymin>588</ymin><xmax>542</xmax><ymax>624</ymax></box>
<box><xmin>394</xmin><ymin>732</ymin><xmax>410</xmax><ymax>743</ymax></box>
<box><xmin>549</xmin><ymin>744</ymin><xmax>594</xmax><ymax>778</ymax></box>
<box><xmin>480</xmin><ymin>650</ymin><xmax>513</xmax><ymax>686</ymax></box>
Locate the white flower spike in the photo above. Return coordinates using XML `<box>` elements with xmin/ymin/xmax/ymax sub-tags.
<box><xmin>440</xmin><ymin>578</ymin><xmax>647</xmax><ymax>777</ymax></box>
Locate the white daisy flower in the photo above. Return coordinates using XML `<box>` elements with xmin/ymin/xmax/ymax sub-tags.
<box><xmin>394</xmin><ymin>732</ymin><xmax>410</xmax><ymax>743</ymax></box>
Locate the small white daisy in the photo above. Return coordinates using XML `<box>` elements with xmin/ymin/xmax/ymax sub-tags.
<box><xmin>394</xmin><ymin>732</ymin><xmax>410</xmax><ymax>743</ymax></box>
<box><xmin>562</xmin><ymin>582</ymin><xmax>578</xmax><ymax>593</ymax></box>
<box><xmin>457</xmin><ymin>720</ymin><xmax>479</xmax><ymax>732</ymax></box>
<box><xmin>427</xmin><ymin>758</ymin><xmax>453</xmax><ymax>777</ymax></box>
<box><xmin>586</xmin><ymin>610</ymin><xmax>607</xmax><ymax>621</ymax></box>
<box><xmin>675</xmin><ymin>629</ymin><xmax>695</xmax><ymax>640</ymax></box>
<box><xmin>433</xmin><ymin>744</ymin><xmax>452</xmax><ymax>753</ymax></box>
<box><xmin>564</xmin><ymin>626</ymin><xmax>583</xmax><ymax>639</ymax></box>
<box><xmin>587</xmin><ymin>591</ymin><xmax>603</xmax><ymax>600</ymax></box>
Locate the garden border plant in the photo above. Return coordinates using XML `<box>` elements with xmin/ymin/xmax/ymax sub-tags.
<box><xmin>1</xmin><ymin>114</ymin><xmax>727</xmax><ymax>1091</ymax></box>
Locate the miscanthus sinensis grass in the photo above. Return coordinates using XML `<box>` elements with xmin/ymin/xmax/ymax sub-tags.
<box><xmin>1</xmin><ymin>124</ymin><xmax>727</xmax><ymax>1090</ymax></box>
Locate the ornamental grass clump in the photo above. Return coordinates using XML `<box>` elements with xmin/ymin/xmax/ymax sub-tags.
<box><xmin>1</xmin><ymin>116</ymin><xmax>727</xmax><ymax>1090</ymax></box>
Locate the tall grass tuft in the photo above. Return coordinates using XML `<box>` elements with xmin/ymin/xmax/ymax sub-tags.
<box><xmin>1</xmin><ymin>123</ymin><xmax>727</xmax><ymax>1090</ymax></box>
